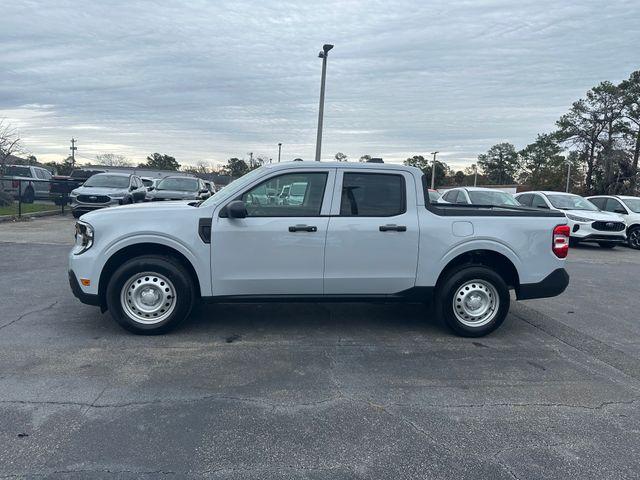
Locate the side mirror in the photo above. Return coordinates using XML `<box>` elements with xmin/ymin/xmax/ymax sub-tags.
<box><xmin>226</xmin><ymin>200</ymin><xmax>247</xmax><ymax>219</ymax></box>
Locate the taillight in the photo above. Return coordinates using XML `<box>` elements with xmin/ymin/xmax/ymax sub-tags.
<box><xmin>553</xmin><ymin>224</ymin><xmax>570</xmax><ymax>258</ymax></box>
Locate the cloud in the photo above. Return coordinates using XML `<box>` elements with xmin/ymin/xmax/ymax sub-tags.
<box><xmin>0</xmin><ymin>0</ymin><xmax>638</xmax><ymax>167</ymax></box>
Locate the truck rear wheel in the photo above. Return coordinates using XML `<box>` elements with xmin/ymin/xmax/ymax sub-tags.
<box><xmin>437</xmin><ymin>266</ymin><xmax>510</xmax><ymax>337</ymax></box>
<box><xmin>105</xmin><ymin>255</ymin><xmax>195</xmax><ymax>334</ymax></box>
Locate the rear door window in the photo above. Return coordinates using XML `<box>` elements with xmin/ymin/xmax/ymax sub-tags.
<box><xmin>340</xmin><ymin>173</ymin><xmax>405</xmax><ymax>217</ymax></box>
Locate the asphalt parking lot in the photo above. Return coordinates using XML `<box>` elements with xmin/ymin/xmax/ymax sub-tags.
<box><xmin>1</xmin><ymin>216</ymin><xmax>639</xmax><ymax>479</ymax></box>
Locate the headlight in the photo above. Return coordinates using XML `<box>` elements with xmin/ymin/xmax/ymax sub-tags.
<box><xmin>566</xmin><ymin>214</ymin><xmax>594</xmax><ymax>223</ymax></box>
<box><xmin>73</xmin><ymin>221</ymin><xmax>94</xmax><ymax>255</ymax></box>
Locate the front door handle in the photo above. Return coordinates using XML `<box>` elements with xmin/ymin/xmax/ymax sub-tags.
<box><xmin>289</xmin><ymin>224</ymin><xmax>318</xmax><ymax>232</ymax></box>
<box><xmin>379</xmin><ymin>224</ymin><xmax>407</xmax><ymax>232</ymax></box>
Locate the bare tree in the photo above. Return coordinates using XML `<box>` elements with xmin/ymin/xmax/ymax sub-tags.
<box><xmin>0</xmin><ymin>119</ymin><xmax>24</xmax><ymax>170</ymax></box>
<box><xmin>95</xmin><ymin>153</ymin><xmax>131</xmax><ymax>167</ymax></box>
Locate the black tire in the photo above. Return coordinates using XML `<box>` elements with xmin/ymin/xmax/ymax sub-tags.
<box><xmin>22</xmin><ymin>187</ymin><xmax>35</xmax><ymax>204</ymax></box>
<box><xmin>105</xmin><ymin>255</ymin><xmax>195</xmax><ymax>334</ymax></box>
<box><xmin>436</xmin><ymin>266</ymin><xmax>510</xmax><ymax>337</ymax></box>
<box><xmin>598</xmin><ymin>242</ymin><xmax>616</xmax><ymax>249</ymax></box>
<box><xmin>628</xmin><ymin>227</ymin><xmax>640</xmax><ymax>250</ymax></box>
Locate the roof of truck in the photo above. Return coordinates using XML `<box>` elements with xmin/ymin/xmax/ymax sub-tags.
<box><xmin>263</xmin><ymin>161</ymin><xmax>422</xmax><ymax>174</ymax></box>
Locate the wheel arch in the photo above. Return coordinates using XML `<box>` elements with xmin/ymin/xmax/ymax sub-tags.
<box><xmin>436</xmin><ymin>249</ymin><xmax>520</xmax><ymax>292</ymax></box>
<box><xmin>627</xmin><ymin>223</ymin><xmax>640</xmax><ymax>234</ymax></box>
<box><xmin>98</xmin><ymin>243</ymin><xmax>201</xmax><ymax>310</ymax></box>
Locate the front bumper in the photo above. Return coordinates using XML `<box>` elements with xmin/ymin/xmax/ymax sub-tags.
<box><xmin>68</xmin><ymin>270</ymin><xmax>101</xmax><ymax>306</ymax></box>
<box><xmin>517</xmin><ymin>268</ymin><xmax>570</xmax><ymax>300</ymax></box>
<box><xmin>71</xmin><ymin>198</ymin><xmax>122</xmax><ymax>214</ymax></box>
<box><xmin>570</xmin><ymin>221</ymin><xmax>626</xmax><ymax>242</ymax></box>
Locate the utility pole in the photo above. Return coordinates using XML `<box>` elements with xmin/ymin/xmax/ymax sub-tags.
<box><xmin>70</xmin><ymin>138</ymin><xmax>77</xmax><ymax>166</ymax></box>
<box><xmin>315</xmin><ymin>44</ymin><xmax>334</xmax><ymax>162</ymax></box>
<box><xmin>473</xmin><ymin>164</ymin><xmax>478</xmax><ymax>187</ymax></box>
<box><xmin>565</xmin><ymin>160</ymin><xmax>571</xmax><ymax>192</ymax></box>
<box><xmin>278</xmin><ymin>143</ymin><xmax>282</xmax><ymax>163</ymax></box>
<box><xmin>430</xmin><ymin>151</ymin><xmax>439</xmax><ymax>189</ymax></box>
<box><xmin>248</xmin><ymin>152</ymin><xmax>253</xmax><ymax>168</ymax></box>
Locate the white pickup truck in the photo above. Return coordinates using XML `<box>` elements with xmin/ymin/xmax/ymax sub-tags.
<box><xmin>69</xmin><ymin>162</ymin><xmax>570</xmax><ymax>337</ymax></box>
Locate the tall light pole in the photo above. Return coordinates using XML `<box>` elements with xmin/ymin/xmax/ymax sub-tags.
<box><xmin>565</xmin><ymin>160</ymin><xmax>571</xmax><ymax>192</ymax></box>
<box><xmin>278</xmin><ymin>142</ymin><xmax>282</xmax><ymax>163</ymax></box>
<box><xmin>473</xmin><ymin>164</ymin><xmax>478</xmax><ymax>187</ymax></box>
<box><xmin>315</xmin><ymin>44</ymin><xmax>334</xmax><ymax>162</ymax></box>
<box><xmin>430</xmin><ymin>151</ymin><xmax>439</xmax><ymax>189</ymax></box>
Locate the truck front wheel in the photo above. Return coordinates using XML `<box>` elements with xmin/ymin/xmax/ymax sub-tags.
<box><xmin>437</xmin><ymin>266</ymin><xmax>510</xmax><ymax>337</ymax></box>
<box><xmin>105</xmin><ymin>255</ymin><xmax>195</xmax><ymax>334</ymax></box>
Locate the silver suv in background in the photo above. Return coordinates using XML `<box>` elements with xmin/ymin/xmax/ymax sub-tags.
<box><xmin>70</xmin><ymin>173</ymin><xmax>147</xmax><ymax>218</ymax></box>
<box><xmin>146</xmin><ymin>176</ymin><xmax>210</xmax><ymax>201</ymax></box>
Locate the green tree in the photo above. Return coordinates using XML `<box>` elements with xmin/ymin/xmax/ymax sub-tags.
<box><xmin>404</xmin><ymin>155</ymin><xmax>449</xmax><ymax>187</ymax></box>
<box><xmin>620</xmin><ymin>70</ymin><xmax>640</xmax><ymax>193</ymax></box>
<box><xmin>44</xmin><ymin>156</ymin><xmax>74</xmax><ymax>176</ymax></box>
<box><xmin>477</xmin><ymin>143</ymin><xmax>520</xmax><ymax>185</ymax></box>
<box><xmin>222</xmin><ymin>157</ymin><xmax>249</xmax><ymax>177</ymax></box>
<box><xmin>519</xmin><ymin>134</ymin><xmax>572</xmax><ymax>190</ymax></box>
<box><xmin>453</xmin><ymin>170</ymin><xmax>466</xmax><ymax>186</ymax></box>
<box><xmin>358</xmin><ymin>155</ymin><xmax>371</xmax><ymax>163</ymax></box>
<box><xmin>334</xmin><ymin>152</ymin><xmax>348</xmax><ymax>162</ymax></box>
<box><xmin>140</xmin><ymin>153</ymin><xmax>180</xmax><ymax>171</ymax></box>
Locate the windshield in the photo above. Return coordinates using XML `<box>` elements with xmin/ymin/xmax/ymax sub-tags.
<box><xmin>546</xmin><ymin>194</ymin><xmax>598</xmax><ymax>211</ymax></box>
<box><xmin>200</xmin><ymin>166</ymin><xmax>266</xmax><ymax>206</ymax></box>
<box><xmin>157</xmin><ymin>177</ymin><xmax>199</xmax><ymax>191</ymax></box>
<box><xmin>468</xmin><ymin>190</ymin><xmax>520</xmax><ymax>206</ymax></box>
<box><xmin>83</xmin><ymin>174</ymin><xmax>130</xmax><ymax>188</ymax></box>
<box><xmin>622</xmin><ymin>198</ymin><xmax>640</xmax><ymax>213</ymax></box>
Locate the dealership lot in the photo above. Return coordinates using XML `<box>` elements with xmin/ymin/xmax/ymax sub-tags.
<box><xmin>1</xmin><ymin>216</ymin><xmax>639</xmax><ymax>479</ymax></box>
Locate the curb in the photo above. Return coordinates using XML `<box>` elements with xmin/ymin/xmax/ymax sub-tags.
<box><xmin>0</xmin><ymin>209</ymin><xmax>68</xmax><ymax>223</ymax></box>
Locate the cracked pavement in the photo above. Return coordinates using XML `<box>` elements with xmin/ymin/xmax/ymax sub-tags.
<box><xmin>1</xmin><ymin>216</ymin><xmax>639</xmax><ymax>479</ymax></box>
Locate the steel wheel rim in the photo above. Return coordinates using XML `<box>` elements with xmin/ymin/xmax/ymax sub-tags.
<box><xmin>629</xmin><ymin>230</ymin><xmax>640</xmax><ymax>249</ymax></box>
<box><xmin>453</xmin><ymin>279</ymin><xmax>500</xmax><ymax>327</ymax></box>
<box><xmin>121</xmin><ymin>272</ymin><xmax>176</xmax><ymax>324</ymax></box>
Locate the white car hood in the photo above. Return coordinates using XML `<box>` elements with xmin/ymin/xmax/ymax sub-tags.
<box><xmin>562</xmin><ymin>209</ymin><xmax>623</xmax><ymax>221</ymax></box>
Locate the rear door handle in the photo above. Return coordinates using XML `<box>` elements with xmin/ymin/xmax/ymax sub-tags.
<box><xmin>289</xmin><ymin>224</ymin><xmax>318</xmax><ymax>232</ymax></box>
<box><xmin>379</xmin><ymin>224</ymin><xmax>407</xmax><ymax>232</ymax></box>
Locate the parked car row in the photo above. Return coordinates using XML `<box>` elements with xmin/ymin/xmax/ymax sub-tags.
<box><xmin>69</xmin><ymin>173</ymin><xmax>215</xmax><ymax>217</ymax></box>
<box><xmin>436</xmin><ymin>186</ymin><xmax>640</xmax><ymax>250</ymax></box>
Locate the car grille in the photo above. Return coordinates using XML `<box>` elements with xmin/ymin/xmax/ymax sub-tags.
<box><xmin>77</xmin><ymin>194</ymin><xmax>110</xmax><ymax>203</ymax></box>
<box><xmin>592</xmin><ymin>221</ymin><xmax>625</xmax><ymax>232</ymax></box>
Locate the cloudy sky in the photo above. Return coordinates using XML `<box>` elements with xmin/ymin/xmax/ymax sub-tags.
<box><xmin>1</xmin><ymin>0</ymin><xmax>638</xmax><ymax>170</ymax></box>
